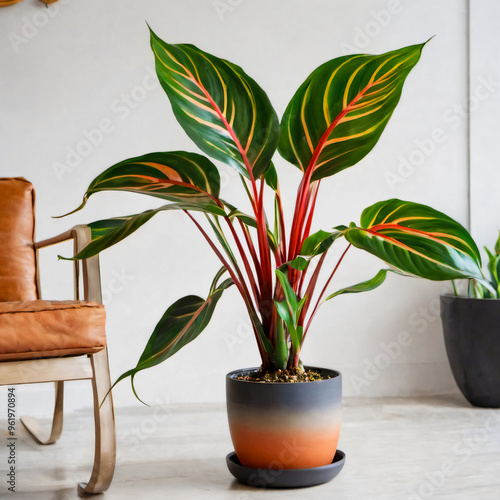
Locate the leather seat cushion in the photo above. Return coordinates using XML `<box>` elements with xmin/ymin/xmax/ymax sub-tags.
<box><xmin>0</xmin><ymin>300</ymin><xmax>106</xmax><ymax>361</ymax></box>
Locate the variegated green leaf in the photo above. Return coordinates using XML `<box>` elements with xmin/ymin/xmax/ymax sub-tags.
<box><xmin>264</xmin><ymin>162</ymin><xmax>278</xmax><ymax>191</ymax></box>
<box><xmin>210</xmin><ymin>266</ymin><xmax>229</xmax><ymax>294</ymax></box>
<box><xmin>300</xmin><ymin>229</ymin><xmax>343</xmax><ymax>256</ymax></box>
<box><xmin>288</xmin><ymin>229</ymin><xmax>343</xmax><ymax>270</ymax></box>
<box><xmin>113</xmin><ymin>272</ymin><xmax>233</xmax><ymax>397</ymax></box>
<box><xmin>288</xmin><ymin>257</ymin><xmax>309</xmax><ymax>271</ymax></box>
<box><xmin>224</xmin><ymin>203</ymin><xmax>257</xmax><ymax>228</ymax></box>
<box><xmin>495</xmin><ymin>230</ymin><xmax>500</xmax><ymax>255</ymax></box>
<box><xmin>470</xmin><ymin>279</ymin><xmax>496</xmax><ymax>299</ymax></box>
<box><xmin>61</xmin><ymin>201</ymin><xmax>224</xmax><ymax>261</ymax></box>
<box><xmin>345</xmin><ymin>199</ymin><xmax>483</xmax><ymax>281</ymax></box>
<box><xmin>274</xmin><ymin>319</ymin><xmax>288</xmax><ymax>370</ymax></box>
<box><xmin>483</xmin><ymin>237</ymin><xmax>500</xmax><ymax>297</ymax></box>
<box><xmin>150</xmin><ymin>29</ymin><xmax>279</xmax><ymax>179</ymax></box>
<box><xmin>485</xmin><ymin>247</ymin><xmax>500</xmax><ymax>288</ymax></box>
<box><xmin>275</xmin><ymin>268</ymin><xmax>301</xmax><ymax>325</ymax></box>
<box><xmin>325</xmin><ymin>269</ymin><xmax>389</xmax><ymax>300</ymax></box>
<box><xmin>274</xmin><ymin>268</ymin><xmax>306</xmax><ymax>351</ymax></box>
<box><xmin>279</xmin><ymin>43</ymin><xmax>426</xmax><ymax>181</ymax></box>
<box><xmin>63</xmin><ymin>151</ymin><xmax>221</xmax><ymax>216</ymax></box>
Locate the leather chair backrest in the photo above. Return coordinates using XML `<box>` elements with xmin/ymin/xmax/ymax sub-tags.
<box><xmin>0</xmin><ymin>178</ymin><xmax>38</xmax><ymax>301</ymax></box>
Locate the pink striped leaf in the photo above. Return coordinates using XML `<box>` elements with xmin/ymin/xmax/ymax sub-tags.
<box><xmin>345</xmin><ymin>199</ymin><xmax>484</xmax><ymax>281</ymax></box>
<box><xmin>279</xmin><ymin>43</ymin><xmax>426</xmax><ymax>181</ymax></box>
<box><xmin>150</xmin><ymin>29</ymin><xmax>279</xmax><ymax>179</ymax></box>
<box><xmin>113</xmin><ymin>271</ymin><xmax>233</xmax><ymax>399</ymax></box>
<box><xmin>63</xmin><ymin>151</ymin><xmax>222</xmax><ymax>216</ymax></box>
<box><xmin>59</xmin><ymin>201</ymin><xmax>224</xmax><ymax>262</ymax></box>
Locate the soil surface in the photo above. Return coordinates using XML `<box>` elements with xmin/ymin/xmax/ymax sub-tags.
<box><xmin>237</xmin><ymin>367</ymin><xmax>330</xmax><ymax>383</ymax></box>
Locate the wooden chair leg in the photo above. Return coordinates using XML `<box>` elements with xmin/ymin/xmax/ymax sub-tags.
<box><xmin>78</xmin><ymin>348</ymin><xmax>116</xmax><ymax>496</ymax></box>
<box><xmin>21</xmin><ymin>381</ymin><xmax>64</xmax><ymax>445</ymax></box>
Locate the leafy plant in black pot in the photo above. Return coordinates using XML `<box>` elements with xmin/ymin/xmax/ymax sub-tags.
<box><xmin>441</xmin><ymin>232</ymin><xmax>500</xmax><ymax>408</ymax></box>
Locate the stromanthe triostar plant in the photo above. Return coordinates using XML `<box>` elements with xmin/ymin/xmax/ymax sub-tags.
<box><xmin>465</xmin><ymin>231</ymin><xmax>500</xmax><ymax>298</ymax></box>
<box><xmin>61</xmin><ymin>31</ymin><xmax>488</xmax><ymax>394</ymax></box>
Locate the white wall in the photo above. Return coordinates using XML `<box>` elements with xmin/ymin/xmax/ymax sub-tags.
<box><xmin>0</xmin><ymin>0</ymin><xmax>482</xmax><ymax>413</ymax></box>
<box><xmin>470</xmin><ymin>0</ymin><xmax>500</xmax><ymax>251</ymax></box>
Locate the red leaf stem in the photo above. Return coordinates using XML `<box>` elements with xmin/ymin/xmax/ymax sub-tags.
<box><xmin>298</xmin><ymin>250</ymin><xmax>328</xmax><ymax>327</ymax></box>
<box><xmin>295</xmin><ymin>180</ymin><xmax>321</xmax><ymax>296</ymax></box>
<box><xmin>184</xmin><ymin>211</ymin><xmax>255</xmax><ymax>315</ymax></box>
<box><xmin>275</xmin><ymin>187</ymin><xmax>287</xmax><ymax>264</ymax></box>
<box><xmin>297</xmin><ymin>263</ymin><xmax>309</xmax><ymax>297</ymax></box>
<box><xmin>238</xmin><ymin>219</ymin><xmax>262</xmax><ymax>280</ymax></box>
<box><xmin>256</xmin><ymin>179</ymin><xmax>273</xmax><ymax>322</ymax></box>
<box><xmin>288</xmin><ymin>179</ymin><xmax>308</xmax><ymax>261</ymax></box>
<box><xmin>289</xmin><ymin>81</ymin><xmax>371</xmax><ymax>263</ymax></box>
<box><xmin>302</xmin><ymin>243</ymin><xmax>352</xmax><ymax>343</ymax></box>
<box><xmin>300</xmin><ymin>180</ymin><xmax>320</xmax><ymax>246</ymax></box>
<box><xmin>185</xmin><ymin>210</ymin><xmax>270</xmax><ymax>362</ymax></box>
<box><xmin>223</xmin><ymin>216</ymin><xmax>261</xmax><ymax>305</ymax></box>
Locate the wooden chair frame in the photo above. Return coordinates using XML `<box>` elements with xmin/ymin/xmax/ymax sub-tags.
<box><xmin>0</xmin><ymin>225</ymin><xmax>116</xmax><ymax>495</ymax></box>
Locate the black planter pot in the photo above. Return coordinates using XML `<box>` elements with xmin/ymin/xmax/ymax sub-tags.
<box><xmin>440</xmin><ymin>294</ymin><xmax>500</xmax><ymax>408</ymax></box>
<box><xmin>225</xmin><ymin>366</ymin><xmax>344</xmax><ymax>487</ymax></box>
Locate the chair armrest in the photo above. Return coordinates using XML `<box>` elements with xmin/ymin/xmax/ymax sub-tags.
<box><xmin>35</xmin><ymin>225</ymin><xmax>103</xmax><ymax>304</ymax></box>
<box><xmin>35</xmin><ymin>229</ymin><xmax>74</xmax><ymax>249</ymax></box>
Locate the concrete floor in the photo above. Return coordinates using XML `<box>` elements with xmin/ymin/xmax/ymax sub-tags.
<box><xmin>1</xmin><ymin>395</ymin><xmax>500</xmax><ymax>499</ymax></box>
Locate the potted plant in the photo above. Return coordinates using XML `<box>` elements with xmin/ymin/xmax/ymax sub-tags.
<box><xmin>61</xmin><ymin>30</ymin><xmax>486</xmax><ymax>486</ymax></box>
<box><xmin>441</xmin><ymin>232</ymin><xmax>500</xmax><ymax>408</ymax></box>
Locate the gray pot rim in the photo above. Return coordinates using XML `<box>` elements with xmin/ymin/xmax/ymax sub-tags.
<box><xmin>227</xmin><ymin>366</ymin><xmax>341</xmax><ymax>385</ymax></box>
<box><xmin>440</xmin><ymin>293</ymin><xmax>500</xmax><ymax>303</ymax></box>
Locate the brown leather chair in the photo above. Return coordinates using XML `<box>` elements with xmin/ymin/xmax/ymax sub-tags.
<box><xmin>0</xmin><ymin>177</ymin><xmax>116</xmax><ymax>495</ymax></box>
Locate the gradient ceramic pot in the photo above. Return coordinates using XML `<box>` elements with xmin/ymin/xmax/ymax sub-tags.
<box><xmin>226</xmin><ymin>367</ymin><xmax>342</xmax><ymax>469</ymax></box>
<box><xmin>440</xmin><ymin>294</ymin><xmax>500</xmax><ymax>408</ymax></box>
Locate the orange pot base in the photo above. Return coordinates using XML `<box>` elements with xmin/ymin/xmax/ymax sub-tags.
<box><xmin>230</xmin><ymin>422</ymin><xmax>341</xmax><ymax>469</ymax></box>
